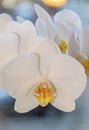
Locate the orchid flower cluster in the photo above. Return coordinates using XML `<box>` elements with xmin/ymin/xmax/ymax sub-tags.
<box><xmin>35</xmin><ymin>4</ymin><xmax>89</xmax><ymax>77</ymax></box>
<box><xmin>0</xmin><ymin>4</ymin><xmax>87</xmax><ymax>113</ymax></box>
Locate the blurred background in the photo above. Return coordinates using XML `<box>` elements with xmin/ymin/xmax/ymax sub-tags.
<box><xmin>0</xmin><ymin>0</ymin><xmax>89</xmax><ymax>130</ymax></box>
<box><xmin>0</xmin><ymin>0</ymin><xmax>89</xmax><ymax>24</ymax></box>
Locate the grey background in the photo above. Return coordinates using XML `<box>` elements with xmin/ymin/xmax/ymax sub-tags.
<box><xmin>0</xmin><ymin>0</ymin><xmax>89</xmax><ymax>130</ymax></box>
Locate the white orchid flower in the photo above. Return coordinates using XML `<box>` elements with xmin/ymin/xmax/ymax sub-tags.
<box><xmin>34</xmin><ymin>4</ymin><xmax>82</xmax><ymax>53</ymax></box>
<box><xmin>68</xmin><ymin>26</ymin><xmax>89</xmax><ymax>77</ymax></box>
<box><xmin>34</xmin><ymin>4</ymin><xmax>89</xmax><ymax>77</ymax></box>
<box><xmin>0</xmin><ymin>13</ymin><xmax>86</xmax><ymax>113</ymax></box>
<box><xmin>1</xmin><ymin>32</ymin><xmax>86</xmax><ymax>113</ymax></box>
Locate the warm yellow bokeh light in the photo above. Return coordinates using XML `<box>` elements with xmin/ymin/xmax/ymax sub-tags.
<box><xmin>42</xmin><ymin>0</ymin><xmax>67</xmax><ymax>7</ymax></box>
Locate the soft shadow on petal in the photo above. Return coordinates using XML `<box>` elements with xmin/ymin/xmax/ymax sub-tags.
<box><xmin>34</xmin><ymin>4</ymin><xmax>54</xmax><ymax>39</ymax></box>
<box><xmin>35</xmin><ymin>18</ymin><xmax>48</xmax><ymax>37</ymax></box>
<box><xmin>55</xmin><ymin>21</ymin><xmax>72</xmax><ymax>43</ymax></box>
<box><xmin>51</xmin><ymin>95</ymin><xmax>75</xmax><ymax>112</ymax></box>
<box><xmin>2</xmin><ymin>54</ymin><xmax>42</xmax><ymax>98</ymax></box>
<box><xmin>68</xmin><ymin>32</ymin><xmax>80</xmax><ymax>58</ymax></box>
<box><xmin>34</xmin><ymin>39</ymin><xmax>60</xmax><ymax>77</ymax></box>
<box><xmin>54</xmin><ymin>9</ymin><xmax>81</xmax><ymax>33</ymax></box>
<box><xmin>48</xmin><ymin>54</ymin><xmax>87</xmax><ymax>99</ymax></box>
<box><xmin>0</xmin><ymin>33</ymin><xmax>19</xmax><ymax>87</ymax></box>
<box><xmin>34</xmin><ymin>39</ymin><xmax>60</xmax><ymax>55</ymax></box>
<box><xmin>79</xmin><ymin>26</ymin><xmax>89</xmax><ymax>54</ymax></box>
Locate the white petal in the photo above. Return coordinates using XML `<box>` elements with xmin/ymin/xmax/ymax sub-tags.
<box><xmin>6</xmin><ymin>21</ymin><xmax>20</xmax><ymax>32</ymax></box>
<box><xmin>25</xmin><ymin>36</ymin><xmax>46</xmax><ymax>53</ymax></box>
<box><xmin>48</xmin><ymin>54</ymin><xmax>87</xmax><ymax>100</ymax></box>
<box><xmin>35</xmin><ymin>18</ymin><xmax>48</xmax><ymax>37</ymax></box>
<box><xmin>6</xmin><ymin>21</ymin><xmax>37</xmax><ymax>55</ymax></box>
<box><xmin>34</xmin><ymin>39</ymin><xmax>60</xmax><ymax>74</ymax></box>
<box><xmin>15</xmin><ymin>87</ymin><xmax>39</xmax><ymax>113</ymax></box>
<box><xmin>0</xmin><ymin>13</ymin><xmax>12</xmax><ymax>32</ymax></box>
<box><xmin>68</xmin><ymin>32</ymin><xmax>80</xmax><ymax>58</ymax></box>
<box><xmin>79</xmin><ymin>26</ymin><xmax>89</xmax><ymax>54</ymax></box>
<box><xmin>34</xmin><ymin>38</ymin><xmax>60</xmax><ymax>55</ymax></box>
<box><xmin>55</xmin><ymin>21</ymin><xmax>72</xmax><ymax>43</ymax></box>
<box><xmin>34</xmin><ymin>39</ymin><xmax>60</xmax><ymax>77</ymax></box>
<box><xmin>16</xmin><ymin>16</ymin><xmax>25</xmax><ymax>23</ymax></box>
<box><xmin>34</xmin><ymin>4</ymin><xmax>52</xmax><ymax>25</ymax></box>
<box><xmin>51</xmin><ymin>94</ymin><xmax>75</xmax><ymax>112</ymax></box>
<box><xmin>54</xmin><ymin>9</ymin><xmax>81</xmax><ymax>35</ymax></box>
<box><xmin>34</xmin><ymin>4</ymin><xmax>54</xmax><ymax>39</ymax></box>
<box><xmin>2</xmin><ymin>54</ymin><xmax>42</xmax><ymax>98</ymax></box>
<box><xmin>0</xmin><ymin>33</ymin><xmax>19</xmax><ymax>87</ymax></box>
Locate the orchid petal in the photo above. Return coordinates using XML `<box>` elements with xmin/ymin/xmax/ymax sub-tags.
<box><xmin>34</xmin><ymin>4</ymin><xmax>52</xmax><ymax>26</ymax></box>
<box><xmin>0</xmin><ymin>13</ymin><xmax>12</xmax><ymax>32</ymax></box>
<box><xmin>2</xmin><ymin>54</ymin><xmax>42</xmax><ymax>98</ymax></box>
<box><xmin>6</xmin><ymin>21</ymin><xmax>37</xmax><ymax>55</ymax></box>
<box><xmin>68</xmin><ymin>32</ymin><xmax>80</xmax><ymax>58</ymax></box>
<box><xmin>34</xmin><ymin>39</ymin><xmax>60</xmax><ymax>55</ymax></box>
<box><xmin>34</xmin><ymin>4</ymin><xmax>54</xmax><ymax>39</ymax></box>
<box><xmin>51</xmin><ymin>94</ymin><xmax>75</xmax><ymax>112</ymax></box>
<box><xmin>34</xmin><ymin>39</ymin><xmax>60</xmax><ymax>77</ymax></box>
<box><xmin>25</xmin><ymin>36</ymin><xmax>46</xmax><ymax>53</ymax></box>
<box><xmin>16</xmin><ymin>16</ymin><xmax>25</xmax><ymax>23</ymax></box>
<box><xmin>35</xmin><ymin>18</ymin><xmax>48</xmax><ymax>37</ymax></box>
<box><xmin>15</xmin><ymin>87</ymin><xmax>39</xmax><ymax>113</ymax></box>
<box><xmin>79</xmin><ymin>26</ymin><xmax>89</xmax><ymax>54</ymax></box>
<box><xmin>0</xmin><ymin>33</ymin><xmax>19</xmax><ymax>87</ymax></box>
<box><xmin>55</xmin><ymin>21</ymin><xmax>72</xmax><ymax>43</ymax></box>
<box><xmin>48</xmin><ymin>54</ymin><xmax>87</xmax><ymax>100</ymax></box>
<box><xmin>54</xmin><ymin>9</ymin><xmax>82</xmax><ymax>34</ymax></box>
<box><xmin>6</xmin><ymin>21</ymin><xmax>20</xmax><ymax>32</ymax></box>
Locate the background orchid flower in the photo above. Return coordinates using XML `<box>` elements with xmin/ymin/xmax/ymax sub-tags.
<box><xmin>34</xmin><ymin>4</ymin><xmax>89</xmax><ymax>77</ymax></box>
<box><xmin>34</xmin><ymin>4</ymin><xmax>82</xmax><ymax>53</ymax></box>
<box><xmin>0</xmin><ymin>19</ymin><xmax>46</xmax><ymax>89</ymax></box>
<box><xmin>0</xmin><ymin>14</ymin><xmax>44</xmax><ymax>55</ymax></box>
<box><xmin>68</xmin><ymin>26</ymin><xmax>89</xmax><ymax>77</ymax></box>
<box><xmin>0</xmin><ymin>33</ymin><xmax>19</xmax><ymax>87</ymax></box>
<box><xmin>6</xmin><ymin>20</ymin><xmax>48</xmax><ymax>55</ymax></box>
<box><xmin>1</xmin><ymin>35</ymin><xmax>87</xmax><ymax>113</ymax></box>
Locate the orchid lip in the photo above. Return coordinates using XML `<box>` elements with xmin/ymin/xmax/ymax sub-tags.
<box><xmin>34</xmin><ymin>80</ymin><xmax>56</xmax><ymax>107</ymax></box>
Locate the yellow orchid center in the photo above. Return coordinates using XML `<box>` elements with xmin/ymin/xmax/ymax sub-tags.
<box><xmin>58</xmin><ymin>40</ymin><xmax>67</xmax><ymax>53</ymax></box>
<box><xmin>34</xmin><ymin>80</ymin><xmax>56</xmax><ymax>107</ymax></box>
<box><xmin>81</xmin><ymin>59</ymin><xmax>89</xmax><ymax>76</ymax></box>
